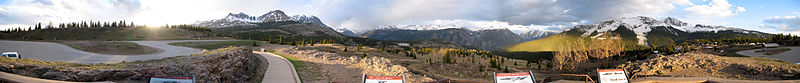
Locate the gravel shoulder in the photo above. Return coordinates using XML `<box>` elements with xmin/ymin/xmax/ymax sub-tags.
<box><xmin>0</xmin><ymin>40</ymin><xmax>232</xmax><ymax>63</ymax></box>
<box><xmin>736</xmin><ymin>47</ymin><xmax>800</xmax><ymax>63</ymax></box>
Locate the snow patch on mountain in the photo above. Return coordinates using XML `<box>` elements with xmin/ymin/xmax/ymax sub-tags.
<box><xmin>195</xmin><ymin>10</ymin><xmax>359</xmax><ymax>36</ymax></box>
<box><xmin>577</xmin><ymin>16</ymin><xmax>754</xmax><ymax>45</ymax></box>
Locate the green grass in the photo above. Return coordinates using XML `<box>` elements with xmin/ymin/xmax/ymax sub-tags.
<box><xmin>168</xmin><ymin>40</ymin><xmax>264</xmax><ymax>50</ymax></box>
<box><xmin>56</xmin><ymin>41</ymin><xmax>159</xmax><ymax>55</ymax></box>
<box><xmin>755</xmin><ymin>48</ymin><xmax>792</xmax><ymax>55</ymax></box>
<box><xmin>724</xmin><ymin>53</ymin><xmax>749</xmax><ymax>57</ymax></box>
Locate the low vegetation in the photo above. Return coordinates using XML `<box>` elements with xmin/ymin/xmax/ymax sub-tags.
<box><xmin>57</xmin><ymin>41</ymin><xmax>159</xmax><ymax>55</ymax></box>
<box><xmin>755</xmin><ymin>48</ymin><xmax>792</xmax><ymax>55</ymax></box>
<box><xmin>0</xmin><ymin>47</ymin><xmax>264</xmax><ymax>82</ymax></box>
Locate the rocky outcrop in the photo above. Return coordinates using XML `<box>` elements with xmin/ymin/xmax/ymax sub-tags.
<box><xmin>281</xmin><ymin>48</ymin><xmax>408</xmax><ymax>75</ymax></box>
<box><xmin>0</xmin><ymin>47</ymin><xmax>262</xmax><ymax>82</ymax></box>
<box><xmin>619</xmin><ymin>52</ymin><xmax>800</xmax><ymax>80</ymax></box>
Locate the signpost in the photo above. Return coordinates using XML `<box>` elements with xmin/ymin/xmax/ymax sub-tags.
<box><xmin>597</xmin><ymin>69</ymin><xmax>629</xmax><ymax>83</ymax></box>
<box><xmin>149</xmin><ymin>75</ymin><xmax>195</xmax><ymax>83</ymax></box>
<box><xmin>494</xmin><ymin>71</ymin><xmax>536</xmax><ymax>83</ymax></box>
<box><xmin>363</xmin><ymin>74</ymin><xmax>405</xmax><ymax>83</ymax></box>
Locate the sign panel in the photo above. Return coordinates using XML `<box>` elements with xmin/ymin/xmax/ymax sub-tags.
<box><xmin>363</xmin><ymin>74</ymin><xmax>404</xmax><ymax>83</ymax></box>
<box><xmin>597</xmin><ymin>69</ymin><xmax>628</xmax><ymax>83</ymax></box>
<box><xmin>494</xmin><ymin>71</ymin><xmax>536</xmax><ymax>83</ymax></box>
<box><xmin>150</xmin><ymin>76</ymin><xmax>195</xmax><ymax>83</ymax></box>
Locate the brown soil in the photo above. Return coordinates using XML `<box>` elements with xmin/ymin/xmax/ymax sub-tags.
<box><xmin>620</xmin><ymin>51</ymin><xmax>800</xmax><ymax>80</ymax></box>
<box><xmin>265</xmin><ymin>44</ymin><xmax>435</xmax><ymax>83</ymax></box>
<box><xmin>264</xmin><ymin>44</ymin><xmax>539</xmax><ymax>83</ymax></box>
<box><xmin>58</xmin><ymin>41</ymin><xmax>160</xmax><ymax>55</ymax></box>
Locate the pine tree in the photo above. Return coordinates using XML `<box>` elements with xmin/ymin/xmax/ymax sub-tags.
<box><xmin>35</xmin><ymin>22</ymin><xmax>42</xmax><ymax>30</ymax></box>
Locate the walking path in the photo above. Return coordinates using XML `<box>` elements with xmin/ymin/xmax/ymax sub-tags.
<box><xmin>736</xmin><ymin>46</ymin><xmax>800</xmax><ymax>63</ymax></box>
<box><xmin>254</xmin><ymin>51</ymin><xmax>301</xmax><ymax>83</ymax></box>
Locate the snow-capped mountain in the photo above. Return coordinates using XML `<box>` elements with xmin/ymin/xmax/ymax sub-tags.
<box><xmin>519</xmin><ymin>30</ymin><xmax>558</xmax><ymax>41</ymax></box>
<box><xmin>194</xmin><ymin>10</ymin><xmax>358</xmax><ymax>36</ymax></box>
<box><xmin>571</xmin><ymin>16</ymin><xmax>767</xmax><ymax>45</ymax></box>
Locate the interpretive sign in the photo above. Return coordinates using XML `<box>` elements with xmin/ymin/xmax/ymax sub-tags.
<box><xmin>363</xmin><ymin>74</ymin><xmax>404</xmax><ymax>83</ymax></box>
<box><xmin>150</xmin><ymin>75</ymin><xmax>195</xmax><ymax>83</ymax></box>
<box><xmin>597</xmin><ymin>69</ymin><xmax>629</xmax><ymax>83</ymax></box>
<box><xmin>494</xmin><ymin>71</ymin><xmax>536</xmax><ymax>83</ymax></box>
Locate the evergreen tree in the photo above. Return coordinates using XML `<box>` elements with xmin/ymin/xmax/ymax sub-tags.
<box><xmin>35</xmin><ymin>22</ymin><xmax>42</xmax><ymax>30</ymax></box>
<box><xmin>111</xmin><ymin>22</ymin><xmax>117</xmax><ymax>27</ymax></box>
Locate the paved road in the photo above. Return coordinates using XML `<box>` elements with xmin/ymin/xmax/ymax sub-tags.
<box><xmin>736</xmin><ymin>46</ymin><xmax>800</xmax><ymax>63</ymax></box>
<box><xmin>254</xmin><ymin>51</ymin><xmax>301</xmax><ymax>83</ymax></box>
<box><xmin>0</xmin><ymin>40</ymin><xmax>231</xmax><ymax>63</ymax></box>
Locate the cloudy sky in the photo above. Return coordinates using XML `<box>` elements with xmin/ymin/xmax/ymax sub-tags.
<box><xmin>0</xmin><ymin>0</ymin><xmax>799</xmax><ymax>34</ymax></box>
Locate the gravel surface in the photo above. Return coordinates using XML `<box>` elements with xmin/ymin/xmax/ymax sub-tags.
<box><xmin>0</xmin><ymin>40</ymin><xmax>232</xmax><ymax>63</ymax></box>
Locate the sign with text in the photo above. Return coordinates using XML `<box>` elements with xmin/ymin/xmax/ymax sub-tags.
<box><xmin>363</xmin><ymin>74</ymin><xmax>404</xmax><ymax>83</ymax></box>
<box><xmin>494</xmin><ymin>71</ymin><xmax>536</xmax><ymax>83</ymax></box>
<box><xmin>150</xmin><ymin>75</ymin><xmax>195</xmax><ymax>83</ymax></box>
<box><xmin>597</xmin><ymin>69</ymin><xmax>628</xmax><ymax>83</ymax></box>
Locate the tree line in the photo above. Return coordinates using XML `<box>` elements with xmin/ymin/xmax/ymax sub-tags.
<box><xmin>3</xmin><ymin>20</ymin><xmax>135</xmax><ymax>32</ymax></box>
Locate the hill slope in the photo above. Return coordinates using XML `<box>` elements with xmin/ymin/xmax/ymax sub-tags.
<box><xmin>360</xmin><ymin>27</ymin><xmax>523</xmax><ymax>50</ymax></box>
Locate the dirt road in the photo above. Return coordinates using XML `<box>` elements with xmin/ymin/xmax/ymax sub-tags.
<box><xmin>736</xmin><ymin>46</ymin><xmax>800</xmax><ymax>63</ymax></box>
<box><xmin>0</xmin><ymin>40</ymin><xmax>231</xmax><ymax>63</ymax></box>
<box><xmin>254</xmin><ymin>51</ymin><xmax>301</xmax><ymax>83</ymax></box>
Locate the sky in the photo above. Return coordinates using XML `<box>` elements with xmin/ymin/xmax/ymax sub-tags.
<box><xmin>0</xmin><ymin>0</ymin><xmax>799</xmax><ymax>35</ymax></box>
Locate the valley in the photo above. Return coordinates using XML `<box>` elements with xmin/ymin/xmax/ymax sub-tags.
<box><xmin>1</xmin><ymin>2</ymin><xmax>800</xmax><ymax>82</ymax></box>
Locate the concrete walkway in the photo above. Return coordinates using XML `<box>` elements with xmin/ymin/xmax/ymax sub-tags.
<box><xmin>0</xmin><ymin>40</ymin><xmax>232</xmax><ymax>63</ymax></box>
<box><xmin>254</xmin><ymin>51</ymin><xmax>301</xmax><ymax>83</ymax></box>
<box><xmin>736</xmin><ymin>47</ymin><xmax>800</xmax><ymax>63</ymax></box>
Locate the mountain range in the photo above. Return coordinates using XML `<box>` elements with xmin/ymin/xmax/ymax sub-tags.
<box><xmin>360</xmin><ymin>25</ymin><xmax>545</xmax><ymax>50</ymax></box>
<box><xmin>194</xmin><ymin>10</ymin><xmax>358</xmax><ymax>37</ymax></box>
<box><xmin>506</xmin><ymin>16</ymin><xmax>770</xmax><ymax>52</ymax></box>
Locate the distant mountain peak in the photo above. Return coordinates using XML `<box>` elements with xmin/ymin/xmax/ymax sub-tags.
<box><xmin>573</xmin><ymin>16</ymin><xmax>766</xmax><ymax>45</ymax></box>
<box><xmin>196</xmin><ymin>10</ymin><xmax>358</xmax><ymax>37</ymax></box>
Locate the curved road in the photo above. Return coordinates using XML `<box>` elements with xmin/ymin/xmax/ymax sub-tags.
<box><xmin>736</xmin><ymin>47</ymin><xmax>800</xmax><ymax>63</ymax></box>
<box><xmin>0</xmin><ymin>40</ymin><xmax>231</xmax><ymax>63</ymax></box>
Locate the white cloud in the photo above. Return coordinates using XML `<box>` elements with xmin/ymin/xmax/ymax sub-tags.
<box><xmin>0</xmin><ymin>0</ymin><xmax>143</xmax><ymax>30</ymax></box>
<box><xmin>0</xmin><ymin>0</ymin><xmax>757</xmax><ymax>33</ymax></box>
<box><xmin>736</xmin><ymin>6</ymin><xmax>746</xmax><ymax>13</ymax></box>
<box><xmin>684</xmin><ymin>0</ymin><xmax>744</xmax><ymax>17</ymax></box>
<box><xmin>761</xmin><ymin>16</ymin><xmax>800</xmax><ymax>34</ymax></box>
<box><xmin>423</xmin><ymin>19</ymin><xmax>566</xmax><ymax>34</ymax></box>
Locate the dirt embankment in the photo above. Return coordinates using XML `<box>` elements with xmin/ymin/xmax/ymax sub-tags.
<box><xmin>58</xmin><ymin>41</ymin><xmax>160</xmax><ymax>55</ymax></box>
<box><xmin>0</xmin><ymin>47</ymin><xmax>264</xmax><ymax>82</ymax></box>
<box><xmin>619</xmin><ymin>51</ymin><xmax>800</xmax><ymax>80</ymax></box>
<box><xmin>276</xmin><ymin>46</ymin><xmax>434</xmax><ymax>83</ymax></box>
